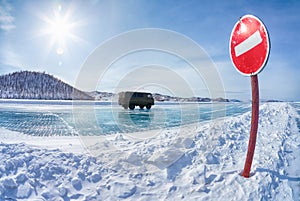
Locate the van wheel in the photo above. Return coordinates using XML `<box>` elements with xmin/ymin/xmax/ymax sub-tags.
<box><xmin>129</xmin><ymin>104</ymin><xmax>135</xmax><ymax>110</ymax></box>
<box><xmin>139</xmin><ymin>105</ymin><xmax>144</xmax><ymax>109</ymax></box>
<box><xmin>146</xmin><ymin>104</ymin><xmax>151</xmax><ymax>109</ymax></box>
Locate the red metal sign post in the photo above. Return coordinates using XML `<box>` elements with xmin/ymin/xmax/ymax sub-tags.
<box><xmin>229</xmin><ymin>15</ymin><xmax>270</xmax><ymax>178</ymax></box>
<box><xmin>242</xmin><ymin>75</ymin><xmax>259</xmax><ymax>177</ymax></box>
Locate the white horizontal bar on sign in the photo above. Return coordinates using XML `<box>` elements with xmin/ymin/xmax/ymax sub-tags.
<box><xmin>234</xmin><ymin>30</ymin><xmax>263</xmax><ymax>57</ymax></box>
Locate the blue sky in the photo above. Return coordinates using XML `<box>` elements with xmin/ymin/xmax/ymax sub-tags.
<box><xmin>0</xmin><ymin>0</ymin><xmax>299</xmax><ymax>101</ymax></box>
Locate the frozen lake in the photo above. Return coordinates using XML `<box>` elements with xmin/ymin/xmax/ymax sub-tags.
<box><xmin>0</xmin><ymin>101</ymin><xmax>299</xmax><ymax>200</ymax></box>
<box><xmin>0</xmin><ymin>100</ymin><xmax>253</xmax><ymax>136</ymax></box>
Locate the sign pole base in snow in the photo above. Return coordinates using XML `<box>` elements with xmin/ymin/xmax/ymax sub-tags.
<box><xmin>242</xmin><ymin>75</ymin><xmax>259</xmax><ymax>178</ymax></box>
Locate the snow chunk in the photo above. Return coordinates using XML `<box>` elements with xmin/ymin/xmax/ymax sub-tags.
<box><xmin>16</xmin><ymin>182</ymin><xmax>32</xmax><ymax>199</ymax></box>
<box><xmin>91</xmin><ymin>173</ymin><xmax>101</xmax><ymax>183</ymax></box>
<box><xmin>41</xmin><ymin>189</ymin><xmax>54</xmax><ymax>200</ymax></box>
<box><xmin>3</xmin><ymin>178</ymin><xmax>17</xmax><ymax>189</ymax></box>
<box><xmin>71</xmin><ymin>177</ymin><xmax>82</xmax><ymax>191</ymax></box>
<box><xmin>112</xmin><ymin>181</ymin><xmax>137</xmax><ymax>199</ymax></box>
<box><xmin>126</xmin><ymin>152</ymin><xmax>143</xmax><ymax>166</ymax></box>
<box><xmin>16</xmin><ymin>173</ymin><xmax>27</xmax><ymax>184</ymax></box>
<box><xmin>58</xmin><ymin>186</ymin><xmax>68</xmax><ymax>197</ymax></box>
<box><xmin>205</xmin><ymin>153</ymin><xmax>220</xmax><ymax>164</ymax></box>
<box><xmin>146</xmin><ymin>148</ymin><xmax>184</xmax><ymax>169</ymax></box>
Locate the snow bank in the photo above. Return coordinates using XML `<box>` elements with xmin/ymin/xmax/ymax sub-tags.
<box><xmin>0</xmin><ymin>103</ymin><xmax>299</xmax><ymax>200</ymax></box>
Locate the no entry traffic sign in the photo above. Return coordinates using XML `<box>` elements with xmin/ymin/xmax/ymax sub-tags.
<box><xmin>230</xmin><ymin>15</ymin><xmax>270</xmax><ymax>76</ymax></box>
<box><xmin>229</xmin><ymin>14</ymin><xmax>270</xmax><ymax>178</ymax></box>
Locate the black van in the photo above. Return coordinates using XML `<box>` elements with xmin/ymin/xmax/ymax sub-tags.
<box><xmin>118</xmin><ymin>91</ymin><xmax>154</xmax><ymax>110</ymax></box>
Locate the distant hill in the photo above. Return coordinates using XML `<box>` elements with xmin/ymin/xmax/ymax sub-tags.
<box><xmin>86</xmin><ymin>91</ymin><xmax>115</xmax><ymax>101</ymax></box>
<box><xmin>0</xmin><ymin>71</ymin><xmax>240</xmax><ymax>102</ymax></box>
<box><xmin>0</xmin><ymin>71</ymin><xmax>93</xmax><ymax>100</ymax></box>
<box><xmin>152</xmin><ymin>93</ymin><xmax>240</xmax><ymax>103</ymax></box>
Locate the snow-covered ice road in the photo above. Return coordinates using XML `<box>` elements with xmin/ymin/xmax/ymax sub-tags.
<box><xmin>0</xmin><ymin>102</ymin><xmax>299</xmax><ymax>200</ymax></box>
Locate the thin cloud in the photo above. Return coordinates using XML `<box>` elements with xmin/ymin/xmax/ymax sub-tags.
<box><xmin>0</xmin><ymin>1</ymin><xmax>15</xmax><ymax>31</ymax></box>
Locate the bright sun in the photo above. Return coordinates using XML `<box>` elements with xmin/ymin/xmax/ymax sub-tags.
<box><xmin>49</xmin><ymin>17</ymin><xmax>71</xmax><ymax>41</ymax></box>
<box><xmin>39</xmin><ymin>4</ymin><xmax>79</xmax><ymax>56</ymax></box>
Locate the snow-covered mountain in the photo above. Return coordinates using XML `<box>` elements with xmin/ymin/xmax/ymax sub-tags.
<box><xmin>0</xmin><ymin>71</ymin><xmax>93</xmax><ymax>100</ymax></box>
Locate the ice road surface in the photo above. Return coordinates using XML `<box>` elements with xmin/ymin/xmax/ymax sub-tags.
<box><xmin>0</xmin><ymin>102</ymin><xmax>299</xmax><ymax>200</ymax></box>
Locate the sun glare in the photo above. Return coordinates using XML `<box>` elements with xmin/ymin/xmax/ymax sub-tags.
<box><xmin>48</xmin><ymin>16</ymin><xmax>71</xmax><ymax>41</ymax></box>
<box><xmin>39</xmin><ymin>4</ymin><xmax>81</xmax><ymax>56</ymax></box>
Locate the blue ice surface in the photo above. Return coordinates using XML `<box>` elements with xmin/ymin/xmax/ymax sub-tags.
<box><xmin>0</xmin><ymin>100</ymin><xmax>253</xmax><ymax>136</ymax></box>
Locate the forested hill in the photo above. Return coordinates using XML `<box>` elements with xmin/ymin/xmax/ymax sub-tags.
<box><xmin>0</xmin><ymin>71</ymin><xmax>93</xmax><ymax>100</ymax></box>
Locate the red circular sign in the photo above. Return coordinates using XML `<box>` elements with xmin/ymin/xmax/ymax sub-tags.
<box><xmin>230</xmin><ymin>15</ymin><xmax>270</xmax><ymax>76</ymax></box>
